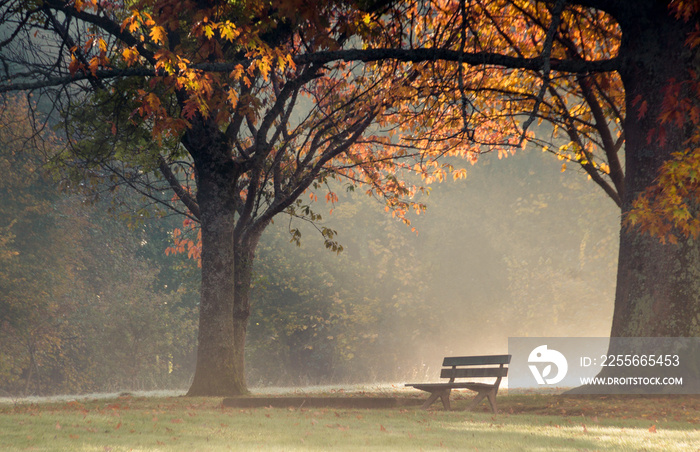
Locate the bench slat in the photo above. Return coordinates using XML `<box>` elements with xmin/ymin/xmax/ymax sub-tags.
<box><xmin>442</xmin><ymin>355</ymin><xmax>511</xmax><ymax>367</ymax></box>
<box><xmin>440</xmin><ymin>367</ymin><xmax>508</xmax><ymax>379</ymax></box>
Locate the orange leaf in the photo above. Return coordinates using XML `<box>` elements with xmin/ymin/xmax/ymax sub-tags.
<box><xmin>68</xmin><ymin>55</ymin><xmax>82</xmax><ymax>76</ymax></box>
<box><xmin>122</xmin><ymin>47</ymin><xmax>139</xmax><ymax>66</ymax></box>
<box><xmin>648</xmin><ymin>424</ymin><xmax>657</xmax><ymax>433</ymax></box>
<box><xmin>149</xmin><ymin>26</ymin><xmax>167</xmax><ymax>45</ymax></box>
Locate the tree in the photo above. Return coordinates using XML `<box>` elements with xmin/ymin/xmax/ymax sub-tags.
<box><xmin>1</xmin><ymin>0</ymin><xmax>468</xmax><ymax>396</ymax></box>
<box><xmin>341</xmin><ymin>0</ymin><xmax>700</xmax><ymax>340</ymax></box>
<box><xmin>2</xmin><ymin>0</ymin><xmax>698</xmax><ymax>395</ymax></box>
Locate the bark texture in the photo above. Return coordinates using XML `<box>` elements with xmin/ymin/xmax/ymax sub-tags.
<box><xmin>611</xmin><ymin>1</ymin><xmax>700</xmax><ymax>339</ymax></box>
<box><xmin>185</xmin><ymin>119</ymin><xmax>248</xmax><ymax>397</ymax></box>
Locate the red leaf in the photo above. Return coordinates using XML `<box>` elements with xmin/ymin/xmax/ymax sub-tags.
<box><xmin>637</xmin><ymin>100</ymin><xmax>648</xmax><ymax>119</ymax></box>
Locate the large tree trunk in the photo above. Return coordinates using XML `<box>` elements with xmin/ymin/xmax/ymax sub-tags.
<box><xmin>185</xmin><ymin>121</ymin><xmax>248</xmax><ymax>397</ymax></box>
<box><xmin>610</xmin><ymin>2</ymin><xmax>700</xmax><ymax>339</ymax></box>
<box><xmin>232</xmin><ymin>231</ymin><xmax>264</xmax><ymax>392</ymax></box>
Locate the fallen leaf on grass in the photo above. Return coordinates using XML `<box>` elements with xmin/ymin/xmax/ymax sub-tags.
<box><xmin>380</xmin><ymin>425</ymin><xmax>387</xmax><ymax>432</ymax></box>
<box><xmin>649</xmin><ymin>425</ymin><xmax>657</xmax><ymax>433</ymax></box>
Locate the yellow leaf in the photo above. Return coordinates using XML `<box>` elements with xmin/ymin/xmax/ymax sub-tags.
<box><xmin>150</xmin><ymin>26</ymin><xmax>166</xmax><ymax>45</ymax></box>
<box><xmin>220</xmin><ymin>22</ymin><xmax>239</xmax><ymax>41</ymax></box>
<box><xmin>203</xmin><ymin>24</ymin><xmax>215</xmax><ymax>40</ymax></box>
<box><xmin>257</xmin><ymin>58</ymin><xmax>271</xmax><ymax>80</ymax></box>
<box><xmin>453</xmin><ymin>168</ymin><xmax>467</xmax><ymax>180</ymax></box>
<box><xmin>122</xmin><ymin>47</ymin><xmax>139</xmax><ymax>66</ymax></box>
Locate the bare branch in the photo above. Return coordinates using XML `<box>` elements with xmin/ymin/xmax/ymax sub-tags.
<box><xmin>157</xmin><ymin>155</ymin><xmax>201</xmax><ymax>220</ymax></box>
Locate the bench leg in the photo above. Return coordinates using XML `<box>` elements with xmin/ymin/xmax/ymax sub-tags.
<box><xmin>420</xmin><ymin>388</ymin><xmax>452</xmax><ymax>410</ymax></box>
<box><xmin>439</xmin><ymin>388</ymin><xmax>452</xmax><ymax>411</ymax></box>
<box><xmin>467</xmin><ymin>389</ymin><xmax>498</xmax><ymax>413</ymax></box>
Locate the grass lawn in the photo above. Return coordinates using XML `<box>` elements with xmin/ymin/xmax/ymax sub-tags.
<box><xmin>0</xmin><ymin>390</ymin><xmax>698</xmax><ymax>451</ymax></box>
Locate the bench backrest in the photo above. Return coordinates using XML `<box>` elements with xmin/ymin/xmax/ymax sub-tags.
<box><xmin>440</xmin><ymin>355</ymin><xmax>511</xmax><ymax>384</ymax></box>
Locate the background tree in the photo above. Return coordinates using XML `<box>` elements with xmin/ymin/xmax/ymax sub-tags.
<box><xmin>0</xmin><ymin>96</ymin><xmax>198</xmax><ymax>396</ymax></box>
<box><xmin>0</xmin><ymin>96</ymin><xmax>72</xmax><ymax>395</ymax></box>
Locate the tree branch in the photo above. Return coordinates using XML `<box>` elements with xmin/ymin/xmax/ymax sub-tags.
<box><xmin>157</xmin><ymin>154</ymin><xmax>201</xmax><ymax>220</ymax></box>
<box><xmin>292</xmin><ymin>48</ymin><xmax>620</xmax><ymax>74</ymax></box>
<box><xmin>0</xmin><ymin>46</ymin><xmax>620</xmax><ymax>94</ymax></box>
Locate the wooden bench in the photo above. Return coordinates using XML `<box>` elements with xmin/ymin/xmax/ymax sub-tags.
<box><xmin>406</xmin><ymin>354</ymin><xmax>511</xmax><ymax>412</ymax></box>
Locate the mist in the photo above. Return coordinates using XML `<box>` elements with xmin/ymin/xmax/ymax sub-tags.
<box><xmin>246</xmin><ymin>148</ymin><xmax>619</xmax><ymax>387</ymax></box>
<box><xmin>0</xmin><ymin>143</ymin><xmax>619</xmax><ymax>397</ymax></box>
